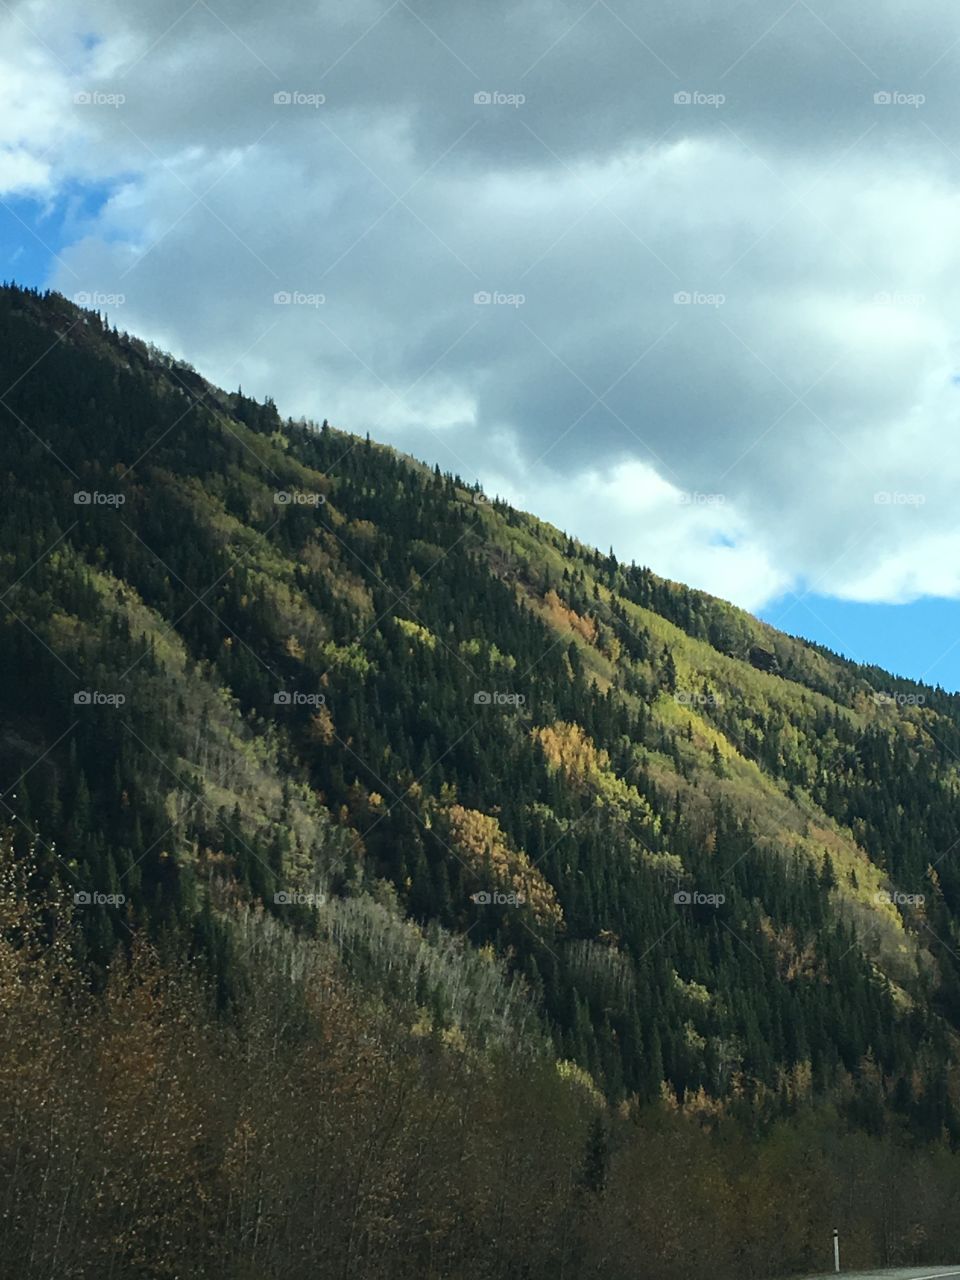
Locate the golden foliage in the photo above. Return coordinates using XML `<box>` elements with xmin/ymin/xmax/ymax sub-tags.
<box><xmin>543</xmin><ymin>589</ymin><xmax>597</xmax><ymax>644</ymax></box>
<box><xmin>535</xmin><ymin>720</ymin><xmax>608</xmax><ymax>787</ymax></box>
<box><xmin>307</xmin><ymin>705</ymin><xmax>336</xmax><ymax>746</ymax></box>
<box><xmin>442</xmin><ymin>803</ymin><xmax>564</xmax><ymax>930</ymax></box>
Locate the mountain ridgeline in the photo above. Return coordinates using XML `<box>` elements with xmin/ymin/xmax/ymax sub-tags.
<box><xmin>2</xmin><ymin>282</ymin><xmax>960</xmax><ymax>1278</ymax></box>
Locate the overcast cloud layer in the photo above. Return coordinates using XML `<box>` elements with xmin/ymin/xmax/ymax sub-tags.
<box><xmin>4</xmin><ymin>0</ymin><xmax>960</xmax><ymax>610</ymax></box>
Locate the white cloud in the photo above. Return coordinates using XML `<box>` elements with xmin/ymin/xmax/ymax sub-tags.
<box><xmin>492</xmin><ymin>457</ymin><xmax>791</xmax><ymax>611</ymax></box>
<box><xmin>8</xmin><ymin>0</ymin><xmax>960</xmax><ymax>610</ymax></box>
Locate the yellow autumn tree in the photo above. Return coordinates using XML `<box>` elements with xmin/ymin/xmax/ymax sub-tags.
<box><xmin>441</xmin><ymin>804</ymin><xmax>563</xmax><ymax>929</ymax></box>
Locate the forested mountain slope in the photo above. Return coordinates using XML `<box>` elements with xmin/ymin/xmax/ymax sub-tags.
<box><xmin>3</xmin><ymin>283</ymin><xmax>960</xmax><ymax>1277</ymax></box>
<box><xmin>3</xmin><ymin>281</ymin><xmax>960</xmax><ymax>1113</ymax></box>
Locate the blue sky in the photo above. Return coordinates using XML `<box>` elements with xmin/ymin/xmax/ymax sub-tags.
<box><xmin>1</xmin><ymin>198</ymin><xmax>60</xmax><ymax>283</ymax></box>
<box><xmin>761</xmin><ymin>593</ymin><xmax>960</xmax><ymax>692</ymax></box>
<box><xmin>0</xmin><ymin>184</ymin><xmax>117</xmax><ymax>287</ymax></box>
<box><xmin>3</xmin><ymin>0</ymin><xmax>959</xmax><ymax>690</ymax></box>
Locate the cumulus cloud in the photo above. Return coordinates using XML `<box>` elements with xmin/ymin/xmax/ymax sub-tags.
<box><xmin>7</xmin><ymin>0</ymin><xmax>960</xmax><ymax>608</ymax></box>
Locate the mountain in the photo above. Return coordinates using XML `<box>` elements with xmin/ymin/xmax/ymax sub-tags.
<box><xmin>2</xmin><ymin>281</ymin><xmax>960</xmax><ymax>1279</ymax></box>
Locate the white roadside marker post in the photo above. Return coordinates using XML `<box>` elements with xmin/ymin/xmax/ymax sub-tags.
<box><xmin>833</xmin><ymin>1228</ymin><xmax>840</xmax><ymax>1273</ymax></box>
